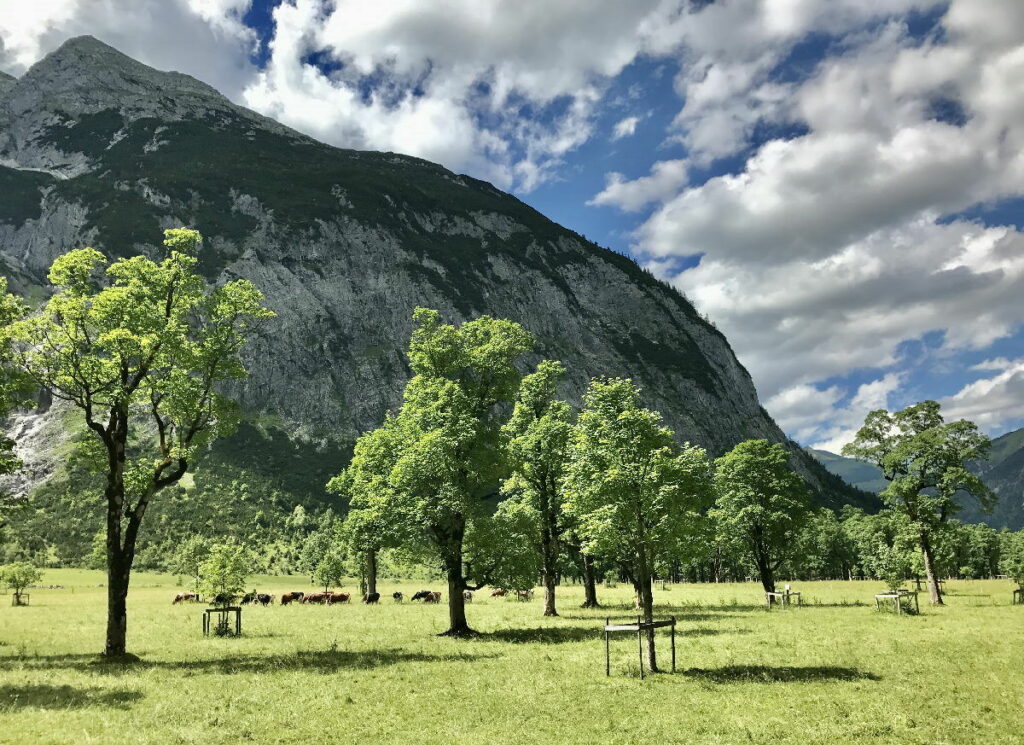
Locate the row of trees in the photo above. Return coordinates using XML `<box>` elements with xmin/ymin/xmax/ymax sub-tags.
<box><xmin>0</xmin><ymin>232</ymin><xmax>1000</xmax><ymax>667</ymax></box>
<box><xmin>325</xmin><ymin>310</ymin><xmax>995</xmax><ymax>672</ymax></box>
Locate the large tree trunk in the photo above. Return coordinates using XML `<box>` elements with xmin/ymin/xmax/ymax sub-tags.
<box><xmin>581</xmin><ymin>553</ymin><xmax>599</xmax><ymax>608</ymax></box>
<box><xmin>541</xmin><ymin>527</ymin><xmax>558</xmax><ymax>617</ymax></box>
<box><xmin>757</xmin><ymin>555</ymin><xmax>776</xmax><ymax>597</ymax></box>
<box><xmin>442</xmin><ymin>565</ymin><xmax>473</xmax><ymax>636</ymax></box>
<box><xmin>920</xmin><ymin>530</ymin><xmax>944</xmax><ymax>605</ymax></box>
<box><xmin>103</xmin><ymin>464</ymin><xmax>132</xmax><ymax>658</ymax></box>
<box><xmin>104</xmin><ymin>544</ymin><xmax>131</xmax><ymax>657</ymax></box>
<box><xmin>366</xmin><ymin>549</ymin><xmax>378</xmax><ymax>596</ymax></box>
<box><xmin>636</xmin><ymin>566</ymin><xmax>658</xmax><ymax>673</ymax></box>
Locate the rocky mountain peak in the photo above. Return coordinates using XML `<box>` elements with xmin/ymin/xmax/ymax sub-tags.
<box><xmin>3</xmin><ymin>35</ymin><xmax>232</xmax><ymax>125</ymax></box>
<box><xmin>0</xmin><ymin>35</ymin><xmax>297</xmax><ymax>177</ymax></box>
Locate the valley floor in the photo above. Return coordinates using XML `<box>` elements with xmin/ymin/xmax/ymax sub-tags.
<box><xmin>1</xmin><ymin>572</ymin><xmax>1022</xmax><ymax>744</ymax></box>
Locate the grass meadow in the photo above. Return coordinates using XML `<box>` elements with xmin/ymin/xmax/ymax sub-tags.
<box><xmin>1</xmin><ymin>571</ymin><xmax>1023</xmax><ymax>744</ymax></box>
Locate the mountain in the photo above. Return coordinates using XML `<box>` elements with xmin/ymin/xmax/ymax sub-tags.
<box><xmin>809</xmin><ymin>428</ymin><xmax>1024</xmax><ymax>528</ymax></box>
<box><xmin>0</xmin><ymin>36</ymin><xmax>874</xmax><ymax>524</ymax></box>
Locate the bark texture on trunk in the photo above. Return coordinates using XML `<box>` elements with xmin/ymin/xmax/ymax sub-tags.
<box><xmin>443</xmin><ymin>566</ymin><xmax>472</xmax><ymax>636</ymax></box>
<box><xmin>636</xmin><ymin>569</ymin><xmax>658</xmax><ymax>673</ymax></box>
<box><xmin>581</xmin><ymin>553</ymin><xmax>600</xmax><ymax>608</ymax></box>
<box><xmin>105</xmin><ymin>548</ymin><xmax>131</xmax><ymax>657</ymax></box>
<box><xmin>920</xmin><ymin>531</ymin><xmax>944</xmax><ymax>605</ymax></box>
<box><xmin>366</xmin><ymin>549</ymin><xmax>378</xmax><ymax>596</ymax></box>
<box><xmin>757</xmin><ymin>555</ymin><xmax>776</xmax><ymax>597</ymax></box>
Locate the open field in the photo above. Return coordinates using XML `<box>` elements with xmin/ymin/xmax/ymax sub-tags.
<box><xmin>1</xmin><ymin>572</ymin><xmax>1023</xmax><ymax>745</ymax></box>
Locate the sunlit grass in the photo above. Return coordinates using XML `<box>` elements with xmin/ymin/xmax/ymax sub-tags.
<box><xmin>1</xmin><ymin>571</ymin><xmax>1022</xmax><ymax>744</ymax></box>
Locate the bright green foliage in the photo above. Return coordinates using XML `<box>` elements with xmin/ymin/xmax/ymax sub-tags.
<box><xmin>0</xmin><ymin>277</ymin><xmax>36</xmax><ymax>520</ymax></box>
<box><xmin>299</xmin><ymin>511</ymin><xmax>343</xmax><ymax>579</ymax></box>
<box><xmin>501</xmin><ymin>360</ymin><xmax>573</xmax><ymax>614</ymax></box>
<box><xmin>169</xmin><ymin>535</ymin><xmax>212</xmax><ymax>593</ymax></box>
<box><xmin>711</xmin><ymin>440</ymin><xmax>811</xmax><ymax>594</ymax></box>
<box><xmin>312</xmin><ymin>549</ymin><xmax>347</xmax><ymax>593</ymax></box>
<box><xmin>199</xmin><ymin>541</ymin><xmax>251</xmax><ymax>605</ymax></box>
<box><xmin>328</xmin><ymin>414</ymin><xmax>415</xmax><ymax>594</ymax></box>
<box><xmin>874</xmin><ymin>542</ymin><xmax>912</xmax><ymax>592</ymax></box>
<box><xmin>3</xmin><ymin>228</ymin><xmax>274</xmax><ymax>654</ymax></box>
<box><xmin>792</xmin><ymin>508</ymin><xmax>856</xmax><ymax>580</ymax></box>
<box><xmin>464</xmin><ymin>498</ymin><xmax>541</xmax><ymax>592</ymax></box>
<box><xmin>0</xmin><ymin>561</ymin><xmax>42</xmax><ymax>600</ymax></box>
<box><xmin>843</xmin><ymin>401</ymin><xmax>992</xmax><ymax>603</ymax></box>
<box><xmin>564</xmin><ymin>377</ymin><xmax>712</xmax><ymax>670</ymax></box>
<box><xmin>1000</xmin><ymin>531</ymin><xmax>1024</xmax><ymax>587</ymax></box>
<box><xmin>340</xmin><ymin>308</ymin><xmax>533</xmax><ymax>635</ymax></box>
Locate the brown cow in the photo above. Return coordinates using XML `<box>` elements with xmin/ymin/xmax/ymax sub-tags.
<box><xmin>423</xmin><ymin>591</ymin><xmax>442</xmax><ymax>603</ymax></box>
<box><xmin>303</xmin><ymin>592</ymin><xmax>329</xmax><ymax>604</ymax></box>
<box><xmin>172</xmin><ymin>592</ymin><xmax>199</xmax><ymax>604</ymax></box>
<box><xmin>328</xmin><ymin>592</ymin><xmax>351</xmax><ymax>605</ymax></box>
<box><xmin>280</xmin><ymin>592</ymin><xmax>304</xmax><ymax>605</ymax></box>
<box><xmin>490</xmin><ymin>589</ymin><xmax>507</xmax><ymax>598</ymax></box>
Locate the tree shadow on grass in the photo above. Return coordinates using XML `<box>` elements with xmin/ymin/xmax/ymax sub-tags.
<box><xmin>0</xmin><ymin>684</ymin><xmax>143</xmax><ymax>711</ymax></box>
<box><xmin>0</xmin><ymin>649</ymin><xmax>496</xmax><ymax>676</ymax></box>
<box><xmin>478</xmin><ymin>625</ymin><xmax>600</xmax><ymax>644</ymax></box>
<box><xmin>681</xmin><ymin>665</ymin><xmax>880</xmax><ymax>684</ymax></box>
<box><xmin>478</xmin><ymin>623</ymin><xmax>750</xmax><ymax>644</ymax></box>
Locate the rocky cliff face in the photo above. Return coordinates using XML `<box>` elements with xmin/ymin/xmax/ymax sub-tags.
<box><xmin>0</xmin><ymin>36</ymin><xmax>873</xmax><ymax>509</ymax></box>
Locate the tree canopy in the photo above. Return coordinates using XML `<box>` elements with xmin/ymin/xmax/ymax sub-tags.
<box><xmin>3</xmin><ymin>228</ymin><xmax>273</xmax><ymax>655</ymax></box>
<box><xmin>843</xmin><ymin>401</ymin><xmax>992</xmax><ymax>604</ymax></box>
<box><xmin>564</xmin><ymin>377</ymin><xmax>712</xmax><ymax>671</ymax></box>
<box><xmin>501</xmin><ymin>359</ymin><xmax>574</xmax><ymax>615</ymax></box>
<box><xmin>711</xmin><ymin>439</ymin><xmax>810</xmax><ymax>595</ymax></box>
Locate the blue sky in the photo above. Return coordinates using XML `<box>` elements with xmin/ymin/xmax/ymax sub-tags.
<box><xmin>3</xmin><ymin>0</ymin><xmax>1023</xmax><ymax>451</ymax></box>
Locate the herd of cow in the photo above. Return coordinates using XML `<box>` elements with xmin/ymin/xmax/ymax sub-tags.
<box><xmin>171</xmin><ymin>587</ymin><xmax>536</xmax><ymax>606</ymax></box>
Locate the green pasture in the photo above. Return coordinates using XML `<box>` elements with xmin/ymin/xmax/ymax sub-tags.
<box><xmin>1</xmin><ymin>571</ymin><xmax>1022</xmax><ymax>744</ymax></box>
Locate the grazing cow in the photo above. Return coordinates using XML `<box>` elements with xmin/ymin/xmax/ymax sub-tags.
<box><xmin>516</xmin><ymin>589</ymin><xmax>534</xmax><ymax>602</ymax></box>
<box><xmin>172</xmin><ymin>592</ymin><xmax>199</xmax><ymax>604</ymax></box>
<box><xmin>463</xmin><ymin>590</ymin><xmax>473</xmax><ymax>602</ymax></box>
<box><xmin>328</xmin><ymin>592</ymin><xmax>351</xmax><ymax>605</ymax></box>
<box><xmin>280</xmin><ymin>592</ymin><xmax>304</xmax><ymax>605</ymax></box>
<box><xmin>410</xmin><ymin>590</ymin><xmax>430</xmax><ymax>602</ymax></box>
<box><xmin>257</xmin><ymin>593</ymin><xmax>273</xmax><ymax>606</ymax></box>
<box><xmin>241</xmin><ymin>592</ymin><xmax>257</xmax><ymax>605</ymax></box>
<box><xmin>392</xmin><ymin>592</ymin><xmax>404</xmax><ymax>603</ymax></box>
<box><xmin>363</xmin><ymin>592</ymin><xmax>381</xmax><ymax>604</ymax></box>
<box><xmin>213</xmin><ymin>593</ymin><xmax>236</xmax><ymax>605</ymax></box>
<box><xmin>423</xmin><ymin>591</ymin><xmax>442</xmax><ymax>603</ymax></box>
<box><xmin>490</xmin><ymin>589</ymin><xmax>507</xmax><ymax>598</ymax></box>
<box><xmin>303</xmin><ymin>592</ymin><xmax>329</xmax><ymax>604</ymax></box>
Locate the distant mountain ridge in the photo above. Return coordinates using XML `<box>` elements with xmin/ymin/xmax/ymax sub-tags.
<box><xmin>809</xmin><ymin>428</ymin><xmax>1024</xmax><ymax>528</ymax></box>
